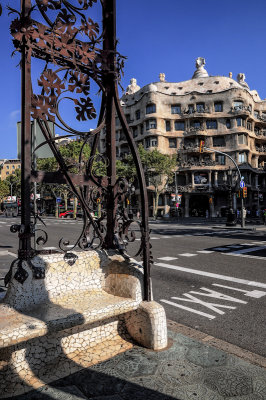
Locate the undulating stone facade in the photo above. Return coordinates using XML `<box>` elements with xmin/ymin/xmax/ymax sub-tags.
<box><xmin>100</xmin><ymin>58</ymin><xmax>266</xmax><ymax>217</ymax></box>
<box><xmin>0</xmin><ymin>250</ymin><xmax>167</xmax><ymax>398</ymax></box>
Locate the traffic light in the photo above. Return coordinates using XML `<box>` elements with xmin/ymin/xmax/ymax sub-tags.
<box><xmin>243</xmin><ymin>187</ymin><xmax>247</xmax><ymax>198</ymax></box>
<box><xmin>199</xmin><ymin>140</ymin><xmax>205</xmax><ymax>153</ymax></box>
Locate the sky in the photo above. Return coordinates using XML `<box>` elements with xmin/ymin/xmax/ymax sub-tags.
<box><xmin>1</xmin><ymin>0</ymin><xmax>266</xmax><ymax>159</ymax></box>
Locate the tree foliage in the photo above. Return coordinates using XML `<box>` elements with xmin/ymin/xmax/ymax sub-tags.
<box><xmin>117</xmin><ymin>145</ymin><xmax>177</xmax><ymax>218</ymax></box>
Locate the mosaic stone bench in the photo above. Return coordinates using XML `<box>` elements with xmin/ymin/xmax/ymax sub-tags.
<box><xmin>0</xmin><ymin>250</ymin><xmax>167</xmax><ymax>398</ymax></box>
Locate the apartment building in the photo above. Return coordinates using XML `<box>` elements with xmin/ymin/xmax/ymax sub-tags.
<box><xmin>99</xmin><ymin>58</ymin><xmax>266</xmax><ymax>217</ymax></box>
<box><xmin>0</xmin><ymin>159</ymin><xmax>21</xmax><ymax>181</ymax></box>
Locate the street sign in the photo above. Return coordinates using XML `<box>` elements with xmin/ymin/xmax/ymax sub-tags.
<box><xmin>56</xmin><ymin>197</ymin><xmax>61</xmax><ymax>203</ymax></box>
<box><xmin>240</xmin><ymin>181</ymin><xmax>245</xmax><ymax>188</ymax></box>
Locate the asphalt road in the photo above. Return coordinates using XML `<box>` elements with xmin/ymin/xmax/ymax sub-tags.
<box><xmin>0</xmin><ymin>216</ymin><xmax>266</xmax><ymax>358</ymax></box>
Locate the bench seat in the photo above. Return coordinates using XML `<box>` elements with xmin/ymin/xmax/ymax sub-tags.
<box><xmin>0</xmin><ymin>290</ymin><xmax>139</xmax><ymax>349</ymax></box>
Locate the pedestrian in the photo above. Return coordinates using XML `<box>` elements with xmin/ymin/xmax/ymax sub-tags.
<box><xmin>136</xmin><ymin>210</ymin><xmax>140</xmax><ymax>220</ymax></box>
<box><xmin>263</xmin><ymin>209</ymin><xmax>266</xmax><ymax>225</ymax></box>
<box><xmin>205</xmin><ymin>209</ymin><xmax>209</xmax><ymax>219</ymax></box>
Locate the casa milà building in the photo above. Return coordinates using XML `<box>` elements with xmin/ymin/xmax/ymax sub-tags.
<box><xmin>99</xmin><ymin>58</ymin><xmax>266</xmax><ymax>218</ymax></box>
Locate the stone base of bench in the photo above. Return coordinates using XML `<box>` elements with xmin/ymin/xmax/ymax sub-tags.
<box><xmin>0</xmin><ymin>316</ymin><xmax>133</xmax><ymax>399</ymax></box>
<box><xmin>0</xmin><ymin>250</ymin><xmax>167</xmax><ymax>399</ymax></box>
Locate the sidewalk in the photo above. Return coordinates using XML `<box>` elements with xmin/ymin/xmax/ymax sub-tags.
<box><xmin>12</xmin><ymin>321</ymin><xmax>266</xmax><ymax>400</ymax></box>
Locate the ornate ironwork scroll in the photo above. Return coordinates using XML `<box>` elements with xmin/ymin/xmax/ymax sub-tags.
<box><xmin>5</xmin><ymin>0</ymin><xmax>152</xmax><ymax>300</ymax></box>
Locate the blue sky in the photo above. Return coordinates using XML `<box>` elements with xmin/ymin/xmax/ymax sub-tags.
<box><xmin>1</xmin><ymin>0</ymin><xmax>266</xmax><ymax>159</ymax></box>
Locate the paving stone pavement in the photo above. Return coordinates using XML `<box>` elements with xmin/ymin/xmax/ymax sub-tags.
<box><xmin>11</xmin><ymin>328</ymin><xmax>266</xmax><ymax>400</ymax></box>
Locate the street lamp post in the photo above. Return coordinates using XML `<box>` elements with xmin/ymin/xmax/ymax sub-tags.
<box><xmin>226</xmin><ymin>167</ymin><xmax>236</xmax><ymax>226</ymax></box>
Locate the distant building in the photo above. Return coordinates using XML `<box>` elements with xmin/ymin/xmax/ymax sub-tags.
<box><xmin>0</xmin><ymin>159</ymin><xmax>21</xmax><ymax>180</ymax></box>
<box><xmin>99</xmin><ymin>58</ymin><xmax>266</xmax><ymax>217</ymax></box>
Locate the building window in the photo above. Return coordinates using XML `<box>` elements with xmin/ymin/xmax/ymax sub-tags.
<box><xmin>6</xmin><ymin>165</ymin><xmax>9</xmax><ymax>169</ymax></box>
<box><xmin>226</xmin><ymin>119</ymin><xmax>231</xmax><ymax>129</ymax></box>
<box><xmin>213</xmin><ymin>136</ymin><xmax>225</xmax><ymax>147</ymax></box>
<box><xmin>236</xmin><ymin>117</ymin><xmax>245</xmax><ymax>127</ymax></box>
<box><xmin>233</xmin><ymin>100</ymin><xmax>243</xmax><ymax>110</ymax></box>
<box><xmin>12</xmin><ymin>165</ymin><xmax>15</xmax><ymax>169</ymax></box>
<box><xmin>174</xmin><ymin>120</ymin><xmax>185</xmax><ymax>131</ymax></box>
<box><xmin>6</xmin><ymin>172</ymin><xmax>9</xmax><ymax>175</ymax></box>
<box><xmin>146</xmin><ymin>103</ymin><xmax>156</xmax><ymax>114</ymax></box>
<box><xmin>215</xmin><ymin>154</ymin><xmax>225</xmax><ymax>165</ymax></box>
<box><xmin>188</xmin><ymin>104</ymin><xmax>195</xmax><ymax>114</ymax></box>
<box><xmin>254</xmin><ymin>110</ymin><xmax>259</xmax><ymax>119</ymax></box>
<box><xmin>206</xmin><ymin>120</ymin><xmax>217</xmax><ymax>129</ymax></box>
<box><xmin>169</xmin><ymin>138</ymin><xmax>177</xmax><ymax>148</ymax></box>
<box><xmin>116</xmin><ymin>147</ymin><xmax>119</xmax><ymax>157</ymax></box>
<box><xmin>165</xmin><ymin>120</ymin><xmax>171</xmax><ymax>132</ymax></box>
<box><xmin>196</xmin><ymin>103</ymin><xmax>205</xmax><ymax>112</ymax></box>
<box><xmin>247</xmin><ymin>120</ymin><xmax>252</xmax><ymax>131</ymax></box>
<box><xmin>135</xmin><ymin>110</ymin><xmax>140</xmax><ymax>120</ymax></box>
<box><xmin>238</xmin><ymin>152</ymin><xmax>247</xmax><ymax>163</ymax></box>
<box><xmin>146</xmin><ymin>136</ymin><xmax>158</xmax><ymax>148</ymax></box>
<box><xmin>238</xmin><ymin>134</ymin><xmax>247</xmax><ymax>145</ymax></box>
<box><xmin>115</xmin><ymin>132</ymin><xmax>119</xmax><ymax>141</ymax></box>
<box><xmin>132</xmin><ymin>127</ymin><xmax>138</xmax><ymax>138</ymax></box>
<box><xmin>140</xmin><ymin>124</ymin><xmax>143</xmax><ymax>135</ymax></box>
<box><xmin>191</xmin><ymin>120</ymin><xmax>201</xmax><ymax>129</ymax></box>
<box><xmin>171</xmin><ymin>104</ymin><xmax>181</xmax><ymax>114</ymax></box>
<box><xmin>115</xmin><ymin>117</ymin><xmax>120</xmax><ymax>127</ymax></box>
<box><xmin>214</xmin><ymin>102</ymin><xmax>223</xmax><ymax>112</ymax></box>
<box><xmin>125</xmin><ymin>114</ymin><xmax>131</xmax><ymax>123</ymax></box>
<box><xmin>146</xmin><ymin>119</ymin><xmax>157</xmax><ymax>130</ymax></box>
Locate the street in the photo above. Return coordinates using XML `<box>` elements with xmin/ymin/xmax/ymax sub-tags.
<box><xmin>0</xmin><ymin>216</ymin><xmax>266</xmax><ymax>358</ymax></box>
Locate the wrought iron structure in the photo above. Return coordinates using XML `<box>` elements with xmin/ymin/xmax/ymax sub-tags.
<box><xmin>5</xmin><ymin>0</ymin><xmax>152</xmax><ymax>301</ymax></box>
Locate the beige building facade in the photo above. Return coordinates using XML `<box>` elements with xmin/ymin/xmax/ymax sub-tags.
<box><xmin>99</xmin><ymin>58</ymin><xmax>266</xmax><ymax>217</ymax></box>
<box><xmin>0</xmin><ymin>159</ymin><xmax>21</xmax><ymax>181</ymax></box>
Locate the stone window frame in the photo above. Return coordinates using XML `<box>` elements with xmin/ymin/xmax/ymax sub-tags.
<box><xmin>145</xmin><ymin>119</ymin><xmax>157</xmax><ymax>130</ymax></box>
<box><xmin>196</xmin><ymin>103</ymin><xmax>205</xmax><ymax>112</ymax></box>
<box><xmin>145</xmin><ymin>136</ymin><xmax>158</xmax><ymax>148</ymax></box>
<box><xmin>236</xmin><ymin>117</ymin><xmax>246</xmax><ymax>127</ymax></box>
<box><xmin>165</xmin><ymin>120</ymin><xmax>171</xmax><ymax>132</ymax></box>
<box><xmin>247</xmin><ymin>120</ymin><xmax>253</xmax><ymax>131</ymax></box>
<box><xmin>226</xmin><ymin>119</ymin><xmax>231</xmax><ymax>129</ymax></box>
<box><xmin>215</xmin><ymin>154</ymin><xmax>226</xmax><ymax>165</ymax></box>
<box><xmin>238</xmin><ymin>133</ymin><xmax>247</xmax><ymax>145</ymax></box>
<box><xmin>146</xmin><ymin>103</ymin><xmax>156</xmax><ymax>115</ymax></box>
<box><xmin>206</xmin><ymin>119</ymin><xmax>218</xmax><ymax>129</ymax></box>
<box><xmin>174</xmin><ymin>120</ymin><xmax>185</xmax><ymax>131</ymax></box>
<box><xmin>168</xmin><ymin>138</ymin><xmax>177</xmax><ymax>148</ymax></box>
<box><xmin>171</xmin><ymin>104</ymin><xmax>181</xmax><ymax>114</ymax></box>
<box><xmin>191</xmin><ymin>120</ymin><xmax>201</xmax><ymax>129</ymax></box>
<box><xmin>213</xmin><ymin>136</ymin><xmax>226</xmax><ymax>147</ymax></box>
<box><xmin>135</xmin><ymin>110</ymin><xmax>141</xmax><ymax>120</ymax></box>
<box><xmin>238</xmin><ymin>152</ymin><xmax>247</xmax><ymax>163</ymax></box>
<box><xmin>214</xmin><ymin>102</ymin><xmax>223</xmax><ymax>112</ymax></box>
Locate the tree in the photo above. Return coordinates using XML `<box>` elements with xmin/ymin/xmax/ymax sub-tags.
<box><xmin>0</xmin><ymin>180</ymin><xmax>9</xmax><ymax>203</ymax></box>
<box><xmin>117</xmin><ymin>145</ymin><xmax>177</xmax><ymax>219</ymax></box>
<box><xmin>5</xmin><ymin>169</ymin><xmax>21</xmax><ymax>198</ymax></box>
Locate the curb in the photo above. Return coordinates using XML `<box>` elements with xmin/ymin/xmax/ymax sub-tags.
<box><xmin>167</xmin><ymin>320</ymin><xmax>266</xmax><ymax>368</ymax></box>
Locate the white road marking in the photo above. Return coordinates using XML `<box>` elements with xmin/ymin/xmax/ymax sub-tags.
<box><xmin>158</xmin><ymin>256</ymin><xmax>178</xmax><ymax>261</ymax></box>
<box><xmin>212</xmin><ymin>283</ymin><xmax>266</xmax><ymax>299</ymax></box>
<box><xmin>150</xmin><ymin>237</ymin><xmax>160</xmax><ymax>239</ymax></box>
<box><xmin>43</xmin><ymin>246</ymin><xmax>57</xmax><ymax>250</ymax></box>
<box><xmin>160</xmin><ymin>299</ymin><xmax>216</xmax><ymax>319</ymax></box>
<box><xmin>8</xmin><ymin>252</ymin><xmax>17</xmax><ymax>258</ymax></box>
<box><xmin>0</xmin><ymin>250</ymin><xmax>8</xmax><ymax>255</ymax></box>
<box><xmin>154</xmin><ymin>262</ymin><xmax>266</xmax><ymax>289</ymax></box>
<box><xmin>197</xmin><ymin>250</ymin><xmax>214</xmax><ymax>254</ymax></box>
<box><xmin>231</xmin><ymin>246</ymin><xmax>265</xmax><ymax>254</ymax></box>
<box><xmin>161</xmin><ymin>236</ymin><xmax>171</xmax><ymax>238</ymax></box>
<box><xmin>223</xmin><ymin>253</ymin><xmax>266</xmax><ymax>261</ymax></box>
<box><xmin>171</xmin><ymin>293</ymin><xmax>237</xmax><ymax>315</ymax></box>
<box><xmin>188</xmin><ymin>287</ymin><xmax>247</xmax><ymax>304</ymax></box>
<box><xmin>178</xmin><ymin>253</ymin><xmax>197</xmax><ymax>257</ymax></box>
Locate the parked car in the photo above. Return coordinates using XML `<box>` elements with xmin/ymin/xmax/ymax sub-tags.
<box><xmin>59</xmin><ymin>210</ymin><xmax>96</xmax><ymax>219</ymax></box>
